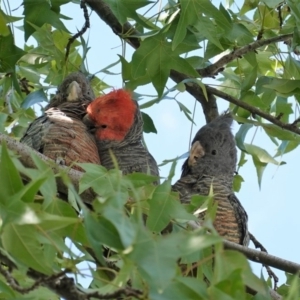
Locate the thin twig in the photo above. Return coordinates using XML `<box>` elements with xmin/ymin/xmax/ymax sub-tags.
<box><xmin>198</xmin><ymin>35</ymin><xmax>293</xmax><ymax>77</ymax></box>
<box><xmin>87</xmin><ymin>287</ymin><xmax>143</xmax><ymax>299</ymax></box>
<box><xmin>205</xmin><ymin>85</ymin><xmax>300</xmax><ymax>135</ymax></box>
<box><xmin>65</xmin><ymin>0</ymin><xmax>90</xmax><ymax>60</ymax></box>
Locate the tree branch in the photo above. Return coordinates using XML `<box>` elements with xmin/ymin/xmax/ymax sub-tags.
<box><xmin>198</xmin><ymin>34</ymin><xmax>293</xmax><ymax>77</ymax></box>
<box><xmin>205</xmin><ymin>86</ymin><xmax>300</xmax><ymax>135</ymax></box>
<box><xmin>225</xmin><ymin>240</ymin><xmax>300</xmax><ymax>274</ymax></box>
<box><xmin>187</xmin><ymin>221</ymin><xmax>300</xmax><ymax>274</ymax></box>
<box><xmin>0</xmin><ymin>252</ymin><xmax>142</xmax><ymax>300</ymax></box>
<box><xmin>0</xmin><ymin>252</ymin><xmax>87</xmax><ymax>300</ymax></box>
<box><xmin>85</xmin><ymin>0</ymin><xmax>219</xmax><ymax>122</ymax></box>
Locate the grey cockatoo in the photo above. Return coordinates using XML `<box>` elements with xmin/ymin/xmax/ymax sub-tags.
<box><xmin>83</xmin><ymin>89</ymin><xmax>159</xmax><ymax>179</ymax></box>
<box><xmin>173</xmin><ymin>113</ymin><xmax>249</xmax><ymax>246</ymax></box>
<box><xmin>20</xmin><ymin>72</ymin><xmax>100</xmax><ymax>170</ymax></box>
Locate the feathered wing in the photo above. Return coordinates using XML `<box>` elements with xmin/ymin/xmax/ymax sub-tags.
<box><xmin>21</xmin><ymin>102</ymin><xmax>100</xmax><ymax>170</ymax></box>
<box><xmin>228</xmin><ymin>193</ymin><xmax>250</xmax><ymax>246</ymax></box>
<box><xmin>173</xmin><ymin>175</ymin><xmax>249</xmax><ymax>246</ymax></box>
<box><xmin>20</xmin><ymin>114</ymin><xmax>48</xmax><ymax>152</ymax></box>
<box><xmin>98</xmin><ymin>141</ymin><xmax>159</xmax><ymax>177</ymax></box>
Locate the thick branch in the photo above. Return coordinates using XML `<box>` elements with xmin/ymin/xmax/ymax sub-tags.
<box><xmin>225</xmin><ymin>240</ymin><xmax>300</xmax><ymax>274</ymax></box>
<box><xmin>187</xmin><ymin>221</ymin><xmax>300</xmax><ymax>274</ymax></box>
<box><xmin>85</xmin><ymin>0</ymin><xmax>218</xmax><ymax>122</ymax></box>
<box><xmin>199</xmin><ymin>34</ymin><xmax>293</xmax><ymax>77</ymax></box>
<box><xmin>0</xmin><ymin>133</ymin><xmax>95</xmax><ymax>204</ymax></box>
<box><xmin>205</xmin><ymin>86</ymin><xmax>300</xmax><ymax>135</ymax></box>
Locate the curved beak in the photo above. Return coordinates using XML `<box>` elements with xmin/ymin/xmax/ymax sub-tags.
<box><xmin>67</xmin><ymin>81</ymin><xmax>81</xmax><ymax>101</ymax></box>
<box><xmin>83</xmin><ymin>114</ymin><xmax>96</xmax><ymax>133</ymax></box>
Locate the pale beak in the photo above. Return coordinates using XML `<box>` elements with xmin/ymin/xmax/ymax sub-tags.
<box><xmin>67</xmin><ymin>81</ymin><xmax>81</xmax><ymax>101</ymax></box>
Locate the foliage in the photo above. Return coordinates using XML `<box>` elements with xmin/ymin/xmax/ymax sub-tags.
<box><xmin>0</xmin><ymin>0</ymin><xmax>300</xmax><ymax>299</ymax></box>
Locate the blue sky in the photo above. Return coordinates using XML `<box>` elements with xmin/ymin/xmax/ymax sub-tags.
<box><xmin>11</xmin><ymin>0</ymin><xmax>300</xmax><ymax>288</ymax></box>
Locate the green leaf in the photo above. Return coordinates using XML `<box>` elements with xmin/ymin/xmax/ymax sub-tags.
<box><xmin>101</xmin><ymin>203</ymin><xmax>135</xmax><ymax>248</ymax></box>
<box><xmin>84</xmin><ymin>211</ymin><xmax>124</xmax><ymax>250</ymax></box>
<box><xmin>193</xmin><ymin>16</ymin><xmax>224</xmax><ymax>50</ymax></box>
<box><xmin>79</xmin><ymin>164</ymin><xmax>120</xmax><ymax>196</ymax></box>
<box><xmin>0</xmin><ymin>12</ymin><xmax>10</xmax><ymax>36</ymax></box>
<box><xmin>214</xmin><ymin>250</ymin><xmax>268</xmax><ymax>297</ymax></box>
<box><xmin>287</xmin><ymin>0</ymin><xmax>300</xmax><ymax>28</ymax></box>
<box><xmin>240</xmin><ymin>90</ymin><xmax>267</xmax><ymax>110</ymax></box>
<box><xmin>103</xmin><ymin>0</ymin><xmax>152</xmax><ymax>24</ymax></box>
<box><xmin>275</xmin><ymin>140</ymin><xmax>300</xmax><ymax>157</ymax></box>
<box><xmin>12</xmin><ymin>176</ymin><xmax>47</xmax><ymax>203</ymax></box>
<box><xmin>258</xmin><ymin>76</ymin><xmax>300</xmax><ymax>96</ymax></box>
<box><xmin>240</xmin><ymin>0</ymin><xmax>260</xmax><ymax>15</ymax></box>
<box><xmin>29</xmin><ymin>152</ymin><xmax>58</xmax><ymax>205</ymax></box>
<box><xmin>0</xmin><ymin>278</ymin><xmax>15</xmax><ymax>297</ymax></box>
<box><xmin>18</xmin><ymin>65</ymin><xmax>41</xmax><ymax>83</ymax></box>
<box><xmin>0</xmin><ymin>142</ymin><xmax>23</xmax><ymax>203</ymax></box>
<box><xmin>0</xmin><ymin>30</ymin><xmax>26</xmax><ymax>72</ymax></box>
<box><xmin>147</xmin><ymin>180</ymin><xmax>194</xmax><ymax>232</ymax></box>
<box><xmin>176</xmin><ymin>100</ymin><xmax>194</xmax><ymax>123</ymax></box>
<box><xmin>21</xmin><ymin>89</ymin><xmax>48</xmax><ymax>109</ymax></box>
<box><xmin>235</xmin><ymin>123</ymin><xmax>253</xmax><ymax>152</ymax></box>
<box><xmin>23</xmin><ymin>0</ymin><xmax>69</xmax><ymax>40</ymax></box>
<box><xmin>1</xmin><ymin>223</ymin><xmax>52</xmax><ymax>274</ymax></box>
<box><xmin>262</xmin><ymin>123</ymin><xmax>300</xmax><ymax>141</ymax></box>
<box><xmin>244</xmin><ymin>143</ymin><xmax>283</xmax><ymax>187</ymax></box>
<box><xmin>131</xmin><ymin>32</ymin><xmax>199</xmax><ymax>96</ymax></box>
<box><xmin>0</xmin><ymin>112</ymin><xmax>7</xmax><ymax>133</ymax></box>
<box><xmin>0</xmin><ymin>9</ymin><xmax>22</xmax><ymax>37</ymax></box>
<box><xmin>252</xmin><ymin>155</ymin><xmax>267</xmax><ymax>189</ymax></box>
<box><xmin>128</xmin><ymin>228</ymin><xmax>180</xmax><ymax>290</ymax></box>
<box><xmin>244</xmin><ymin>143</ymin><xmax>281</xmax><ymax>165</ymax></box>
<box><xmin>125</xmin><ymin>172</ymin><xmax>159</xmax><ymax>187</ymax></box>
<box><xmin>241</xmin><ymin>65</ymin><xmax>257</xmax><ymax>92</ymax></box>
<box><xmin>233</xmin><ymin>174</ymin><xmax>244</xmax><ymax>193</ymax></box>
<box><xmin>285</xmin><ymin>274</ymin><xmax>300</xmax><ymax>300</ymax></box>
<box><xmin>284</xmin><ymin>54</ymin><xmax>300</xmax><ymax>79</ymax></box>
<box><xmin>173</xmin><ymin>0</ymin><xmax>231</xmax><ymax>50</ymax></box>
<box><xmin>142</xmin><ymin>111</ymin><xmax>157</xmax><ymax>133</ymax></box>
<box><xmin>150</xmin><ymin>276</ymin><xmax>208</xmax><ymax>300</ymax></box>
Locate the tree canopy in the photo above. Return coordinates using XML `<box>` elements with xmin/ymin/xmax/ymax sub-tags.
<box><xmin>0</xmin><ymin>0</ymin><xmax>300</xmax><ymax>299</ymax></box>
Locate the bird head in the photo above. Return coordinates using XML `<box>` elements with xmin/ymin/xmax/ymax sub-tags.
<box><xmin>47</xmin><ymin>72</ymin><xmax>95</xmax><ymax>109</ymax></box>
<box><xmin>60</xmin><ymin>72</ymin><xmax>95</xmax><ymax>101</ymax></box>
<box><xmin>182</xmin><ymin>113</ymin><xmax>237</xmax><ymax>178</ymax></box>
<box><xmin>83</xmin><ymin>89</ymin><xmax>143</xmax><ymax>145</ymax></box>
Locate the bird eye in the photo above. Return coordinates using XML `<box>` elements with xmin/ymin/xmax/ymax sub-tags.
<box><xmin>101</xmin><ymin>125</ymin><xmax>107</xmax><ymax>129</ymax></box>
<box><xmin>211</xmin><ymin>150</ymin><xmax>217</xmax><ymax>155</ymax></box>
